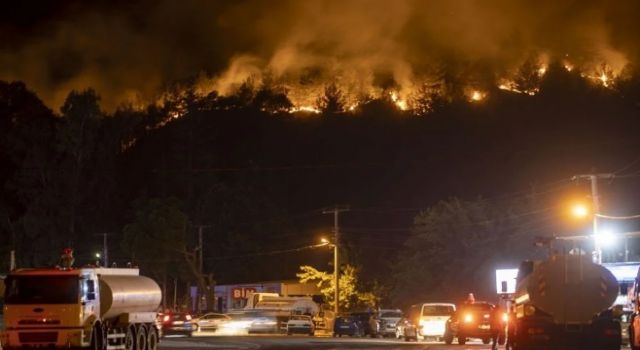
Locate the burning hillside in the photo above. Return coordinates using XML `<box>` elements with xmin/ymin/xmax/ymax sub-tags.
<box><xmin>0</xmin><ymin>0</ymin><xmax>638</xmax><ymax>111</ymax></box>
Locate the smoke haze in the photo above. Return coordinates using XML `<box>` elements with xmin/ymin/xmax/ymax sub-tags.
<box><xmin>1</xmin><ymin>0</ymin><xmax>639</xmax><ymax>110</ymax></box>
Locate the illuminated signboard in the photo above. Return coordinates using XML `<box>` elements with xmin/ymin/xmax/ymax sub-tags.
<box><xmin>231</xmin><ymin>287</ymin><xmax>257</xmax><ymax>299</ymax></box>
<box><xmin>495</xmin><ymin>268</ymin><xmax>519</xmax><ymax>294</ymax></box>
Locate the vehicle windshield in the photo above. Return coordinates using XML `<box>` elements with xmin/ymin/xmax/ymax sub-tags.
<box><xmin>5</xmin><ymin>275</ymin><xmax>79</xmax><ymax>304</ymax></box>
<box><xmin>381</xmin><ymin>311</ymin><xmax>403</xmax><ymax>318</ymax></box>
<box><xmin>422</xmin><ymin>305</ymin><xmax>454</xmax><ymax>316</ymax></box>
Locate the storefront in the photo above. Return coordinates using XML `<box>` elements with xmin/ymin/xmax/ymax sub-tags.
<box><xmin>211</xmin><ymin>279</ymin><xmax>320</xmax><ymax>312</ymax></box>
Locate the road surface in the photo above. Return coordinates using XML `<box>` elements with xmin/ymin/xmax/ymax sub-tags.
<box><xmin>159</xmin><ymin>334</ymin><xmax>493</xmax><ymax>350</ymax></box>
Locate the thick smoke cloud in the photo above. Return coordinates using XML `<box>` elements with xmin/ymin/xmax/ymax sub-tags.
<box><xmin>1</xmin><ymin>0</ymin><xmax>638</xmax><ymax>111</ymax></box>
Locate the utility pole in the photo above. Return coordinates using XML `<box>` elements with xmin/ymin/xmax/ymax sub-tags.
<box><xmin>195</xmin><ymin>224</ymin><xmax>212</xmax><ymax>313</ymax></box>
<box><xmin>10</xmin><ymin>250</ymin><xmax>16</xmax><ymax>270</ymax></box>
<box><xmin>103</xmin><ymin>233</ymin><xmax>109</xmax><ymax>267</ymax></box>
<box><xmin>573</xmin><ymin>173</ymin><xmax>614</xmax><ymax>264</ymax></box>
<box><xmin>322</xmin><ymin>205</ymin><xmax>349</xmax><ymax>317</ymax></box>
<box><xmin>94</xmin><ymin>233</ymin><xmax>110</xmax><ymax>267</ymax></box>
<box><xmin>198</xmin><ymin>226</ymin><xmax>204</xmax><ymax>274</ymax></box>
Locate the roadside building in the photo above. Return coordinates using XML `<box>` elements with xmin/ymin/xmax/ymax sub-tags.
<box><xmin>191</xmin><ymin>279</ymin><xmax>320</xmax><ymax>313</ymax></box>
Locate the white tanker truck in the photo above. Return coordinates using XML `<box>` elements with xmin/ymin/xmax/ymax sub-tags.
<box><xmin>1</xmin><ymin>258</ymin><xmax>161</xmax><ymax>350</ymax></box>
<box><xmin>511</xmin><ymin>254</ymin><xmax>621</xmax><ymax>350</ymax></box>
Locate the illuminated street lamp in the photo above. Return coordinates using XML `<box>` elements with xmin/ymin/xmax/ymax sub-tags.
<box><xmin>320</xmin><ymin>237</ymin><xmax>339</xmax><ymax>316</ymax></box>
<box><xmin>593</xmin><ymin>229</ymin><xmax>617</xmax><ymax>249</ymax></box>
<box><xmin>571</xmin><ymin>203</ymin><xmax>589</xmax><ymax>219</ymax></box>
<box><xmin>570</xmin><ymin>202</ymin><xmax>605</xmax><ymax>263</ymax></box>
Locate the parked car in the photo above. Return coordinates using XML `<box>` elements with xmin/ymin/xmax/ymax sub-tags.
<box><xmin>193</xmin><ymin>313</ymin><xmax>230</xmax><ymax>332</ymax></box>
<box><xmin>350</xmin><ymin>312</ymin><xmax>380</xmax><ymax>337</ymax></box>
<box><xmin>444</xmin><ymin>302</ymin><xmax>496</xmax><ymax>345</ymax></box>
<box><xmin>376</xmin><ymin>309</ymin><xmax>403</xmax><ymax>338</ymax></box>
<box><xmin>396</xmin><ymin>317</ymin><xmax>418</xmax><ymax>341</ymax></box>
<box><xmin>333</xmin><ymin>316</ymin><xmax>364</xmax><ymax>337</ymax></box>
<box><xmin>159</xmin><ymin>312</ymin><xmax>193</xmax><ymax>337</ymax></box>
<box><xmin>286</xmin><ymin>315</ymin><xmax>315</xmax><ymax>335</ymax></box>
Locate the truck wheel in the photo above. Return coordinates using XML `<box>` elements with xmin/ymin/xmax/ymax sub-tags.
<box><xmin>444</xmin><ymin>334</ymin><xmax>453</xmax><ymax>345</ymax></box>
<box><xmin>136</xmin><ymin>325</ymin><xmax>147</xmax><ymax>350</ymax></box>
<box><xmin>458</xmin><ymin>336</ymin><xmax>466</xmax><ymax>345</ymax></box>
<box><xmin>90</xmin><ymin>325</ymin><xmax>103</xmax><ymax>350</ymax></box>
<box><xmin>498</xmin><ymin>334</ymin><xmax>506</xmax><ymax>345</ymax></box>
<box><xmin>147</xmin><ymin>326</ymin><xmax>159</xmax><ymax>350</ymax></box>
<box><xmin>125</xmin><ymin>326</ymin><xmax>136</xmax><ymax>350</ymax></box>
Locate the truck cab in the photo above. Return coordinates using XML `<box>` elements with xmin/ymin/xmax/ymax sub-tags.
<box><xmin>2</xmin><ymin>265</ymin><xmax>160</xmax><ymax>350</ymax></box>
<box><xmin>2</xmin><ymin>268</ymin><xmax>100</xmax><ymax>348</ymax></box>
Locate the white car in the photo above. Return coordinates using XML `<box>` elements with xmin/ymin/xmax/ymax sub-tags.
<box><xmin>405</xmin><ymin>302</ymin><xmax>456</xmax><ymax>340</ymax></box>
<box><xmin>193</xmin><ymin>313</ymin><xmax>230</xmax><ymax>332</ymax></box>
<box><xmin>286</xmin><ymin>315</ymin><xmax>315</xmax><ymax>335</ymax></box>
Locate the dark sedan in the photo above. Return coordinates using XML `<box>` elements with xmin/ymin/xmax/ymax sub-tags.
<box><xmin>333</xmin><ymin>316</ymin><xmax>364</xmax><ymax>337</ymax></box>
<box><xmin>160</xmin><ymin>312</ymin><xmax>194</xmax><ymax>337</ymax></box>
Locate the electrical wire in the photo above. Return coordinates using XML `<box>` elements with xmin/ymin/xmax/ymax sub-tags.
<box><xmin>613</xmin><ymin>155</ymin><xmax>640</xmax><ymax>176</ymax></box>
<box><xmin>204</xmin><ymin>242</ymin><xmax>331</xmax><ymax>261</ymax></box>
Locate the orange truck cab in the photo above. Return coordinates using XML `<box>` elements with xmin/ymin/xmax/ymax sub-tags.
<box><xmin>1</xmin><ymin>258</ymin><xmax>161</xmax><ymax>350</ymax></box>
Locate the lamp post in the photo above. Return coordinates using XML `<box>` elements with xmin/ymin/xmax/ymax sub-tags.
<box><xmin>320</xmin><ymin>237</ymin><xmax>339</xmax><ymax>317</ymax></box>
<box><xmin>571</xmin><ymin>202</ymin><xmax>603</xmax><ymax>263</ymax></box>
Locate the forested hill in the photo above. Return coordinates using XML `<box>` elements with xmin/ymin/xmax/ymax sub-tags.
<box><xmin>1</xmin><ymin>65</ymin><xmax>640</xmax><ymax>302</ymax></box>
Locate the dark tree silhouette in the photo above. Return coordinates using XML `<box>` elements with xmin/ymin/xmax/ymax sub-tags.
<box><xmin>514</xmin><ymin>56</ymin><xmax>543</xmax><ymax>94</ymax></box>
<box><xmin>316</xmin><ymin>82</ymin><xmax>346</xmax><ymax>115</ymax></box>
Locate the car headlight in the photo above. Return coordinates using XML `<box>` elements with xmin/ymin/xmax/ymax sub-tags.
<box><xmin>464</xmin><ymin>314</ymin><xmax>473</xmax><ymax>323</ymax></box>
<box><xmin>502</xmin><ymin>313</ymin><xmax>509</xmax><ymax>323</ymax></box>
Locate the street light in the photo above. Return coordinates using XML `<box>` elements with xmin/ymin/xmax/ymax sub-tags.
<box><xmin>319</xmin><ymin>237</ymin><xmax>339</xmax><ymax>317</ymax></box>
<box><xmin>594</xmin><ymin>229</ymin><xmax>617</xmax><ymax>249</ymax></box>
<box><xmin>571</xmin><ymin>203</ymin><xmax>589</xmax><ymax>219</ymax></box>
<box><xmin>570</xmin><ymin>202</ymin><xmax>605</xmax><ymax>263</ymax></box>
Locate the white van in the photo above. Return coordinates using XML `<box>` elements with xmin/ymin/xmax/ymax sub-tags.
<box><xmin>407</xmin><ymin>303</ymin><xmax>456</xmax><ymax>340</ymax></box>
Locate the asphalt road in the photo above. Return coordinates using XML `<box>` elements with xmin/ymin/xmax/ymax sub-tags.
<box><xmin>159</xmin><ymin>334</ymin><xmax>493</xmax><ymax>350</ymax></box>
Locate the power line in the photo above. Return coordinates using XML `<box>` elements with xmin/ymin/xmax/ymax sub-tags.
<box><xmin>204</xmin><ymin>242</ymin><xmax>331</xmax><ymax>261</ymax></box>
<box><xmin>613</xmin><ymin>155</ymin><xmax>640</xmax><ymax>175</ymax></box>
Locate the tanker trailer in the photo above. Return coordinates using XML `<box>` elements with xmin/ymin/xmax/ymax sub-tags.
<box><xmin>1</xmin><ymin>259</ymin><xmax>161</xmax><ymax>350</ymax></box>
<box><xmin>511</xmin><ymin>254</ymin><xmax>620</xmax><ymax>350</ymax></box>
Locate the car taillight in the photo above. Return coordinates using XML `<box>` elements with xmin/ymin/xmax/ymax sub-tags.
<box><xmin>163</xmin><ymin>315</ymin><xmax>170</xmax><ymax>322</ymax></box>
<box><xmin>604</xmin><ymin>328</ymin><xmax>619</xmax><ymax>336</ymax></box>
<box><xmin>527</xmin><ymin>327</ymin><xmax>545</xmax><ymax>335</ymax></box>
<box><xmin>186</xmin><ymin>314</ymin><xmax>192</xmax><ymax>321</ymax></box>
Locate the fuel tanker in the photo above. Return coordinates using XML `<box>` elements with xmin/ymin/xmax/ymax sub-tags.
<box><xmin>511</xmin><ymin>254</ymin><xmax>621</xmax><ymax>350</ymax></box>
<box><xmin>1</xmin><ymin>253</ymin><xmax>161</xmax><ymax>350</ymax></box>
